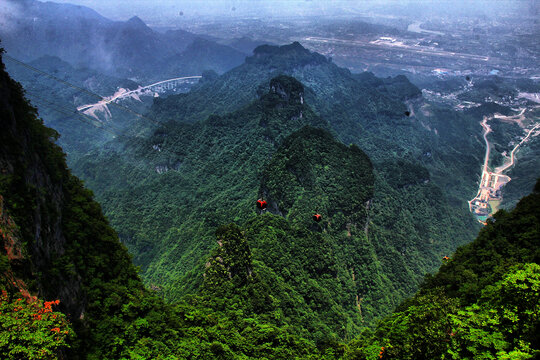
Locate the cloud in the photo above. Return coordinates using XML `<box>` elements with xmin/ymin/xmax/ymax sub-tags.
<box><xmin>0</xmin><ymin>0</ymin><xmax>25</xmax><ymax>34</ymax></box>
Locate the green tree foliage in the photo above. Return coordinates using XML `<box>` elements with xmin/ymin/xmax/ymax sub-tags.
<box><xmin>0</xmin><ymin>292</ymin><xmax>72</xmax><ymax>359</ymax></box>
<box><xmin>204</xmin><ymin>223</ymin><xmax>253</xmax><ymax>287</ymax></box>
<box><xmin>261</xmin><ymin>126</ymin><xmax>374</xmax><ymax>229</ymax></box>
<box><xmin>345</xmin><ymin>289</ymin><xmax>460</xmax><ymax>360</ymax></box>
<box><xmin>345</xmin><ymin>180</ymin><xmax>540</xmax><ymax>359</ymax></box>
<box><xmin>0</xmin><ymin>53</ymin><xmax>338</xmax><ymax>358</ymax></box>
<box><xmin>75</xmin><ymin>43</ymin><xmax>479</xmax><ymax>329</ymax></box>
<box><xmin>2</xmin><ymin>41</ymin><xmax>540</xmax><ymax>359</ymax></box>
<box><xmin>72</xmin><ymin>55</ymin><xmax>478</xmax><ymax>335</ymax></box>
<box><xmin>449</xmin><ymin>263</ymin><xmax>540</xmax><ymax>359</ymax></box>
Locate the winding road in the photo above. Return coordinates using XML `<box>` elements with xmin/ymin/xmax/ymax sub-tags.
<box><xmin>495</xmin><ymin>122</ymin><xmax>540</xmax><ymax>173</ymax></box>
<box><xmin>468</xmin><ymin>113</ymin><xmax>540</xmax><ymax>216</ymax></box>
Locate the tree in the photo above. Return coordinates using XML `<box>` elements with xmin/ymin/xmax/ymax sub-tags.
<box><xmin>449</xmin><ymin>263</ymin><xmax>540</xmax><ymax>360</ymax></box>
<box><xmin>0</xmin><ymin>290</ymin><xmax>72</xmax><ymax>359</ymax></box>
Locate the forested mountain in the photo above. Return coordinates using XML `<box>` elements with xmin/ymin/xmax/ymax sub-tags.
<box><xmin>70</xmin><ymin>42</ymin><xmax>479</xmax><ymax>327</ymax></box>
<box><xmin>345</xmin><ymin>179</ymin><xmax>540</xmax><ymax>359</ymax></box>
<box><xmin>148</xmin><ymin>42</ymin><xmax>482</xmax><ymax>200</ymax></box>
<box><xmin>0</xmin><ymin>46</ymin><xmax>336</xmax><ymax>359</ymax></box>
<box><xmin>0</xmin><ymin>0</ymin><xmax>246</xmax><ymax>81</ymax></box>
<box><xmin>1</xmin><ymin>31</ymin><xmax>539</xmax><ymax>360</ymax></box>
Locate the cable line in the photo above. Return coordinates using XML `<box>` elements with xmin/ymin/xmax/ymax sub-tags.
<box><xmin>31</xmin><ymin>94</ymin><xmax>183</xmax><ymax>176</ymax></box>
<box><xmin>5</xmin><ymin>54</ymin><xmax>185</xmax><ymax>175</ymax></box>
<box><xmin>30</xmin><ymin>96</ymin><xmax>121</xmax><ymax>138</ymax></box>
<box><xmin>26</xmin><ymin>91</ymin><xmax>126</xmax><ymax>136</ymax></box>
<box><xmin>4</xmin><ymin>54</ymin><xmax>162</xmax><ymax>125</ymax></box>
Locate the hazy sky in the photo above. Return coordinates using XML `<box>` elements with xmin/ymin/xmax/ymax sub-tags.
<box><xmin>41</xmin><ymin>0</ymin><xmax>375</xmax><ymax>19</ymax></box>
<box><xmin>34</xmin><ymin>0</ymin><xmax>533</xmax><ymax>24</ymax></box>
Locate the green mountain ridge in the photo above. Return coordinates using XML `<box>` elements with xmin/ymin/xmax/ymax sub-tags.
<box><xmin>1</xmin><ymin>44</ymin><xmax>538</xmax><ymax>360</ymax></box>
<box><xmin>346</xmin><ymin>179</ymin><xmax>540</xmax><ymax>359</ymax></box>
<box><xmin>0</xmin><ymin>46</ymin><xmax>337</xmax><ymax>359</ymax></box>
<box><xmin>69</xmin><ymin>43</ymin><xmax>480</xmax><ymax>331</ymax></box>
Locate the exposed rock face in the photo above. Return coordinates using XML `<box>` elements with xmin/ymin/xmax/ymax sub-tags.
<box><xmin>0</xmin><ymin>54</ymin><xmax>85</xmax><ymax>319</ymax></box>
<box><xmin>269</xmin><ymin>75</ymin><xmax>305</xmax><ymax>105</ymax></box>
<box><xmin>203</xmin><ymin>224</ymin><xmax>253</xmax><ymax>285</ymax></box>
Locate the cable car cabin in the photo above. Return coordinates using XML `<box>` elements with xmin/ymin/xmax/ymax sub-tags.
<box><xmin>443</xmin><ymin>256</ymin><xmax>450</xmax><ymax>261</ymax></box>
<box><xmin>256</xmin><ymin>199</ymin><xmax>268</xmax><ymax>210</ymax></box>
<box><xmin>313</xmin><ymin>214</ymin><xmax>322</xmax><ymax>222</ymax></box>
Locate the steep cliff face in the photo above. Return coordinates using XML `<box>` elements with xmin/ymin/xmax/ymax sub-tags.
<box><xmin>0</xmin><ymin>49</ymin><xmax>144</xmax><ymax>357</ymax></box>
<box><xmin>269</xmin><ymin>75</ymin><xmax>305</xmax><ymax>104</ymax></box>
<box><xmin>0</xmin><ymin>49</ymin><xmax>85</xmax><ymax>318</ymax></box>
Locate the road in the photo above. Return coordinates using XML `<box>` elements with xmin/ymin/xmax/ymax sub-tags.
<box><xmin>468</xmin><ymin>113</ymin><xmax>540</xmax><ymax>217</ymax></box>
<box><xmin>481</xmin><ymin>117</ymin><xmax>492</xmax><ymax>178</ymax></box>
<box><xmin>468</xmin><ymin>117</ymin><xmax>492</xmax><ymax>211</ymax></box>
<box><xmin>77</xmin><ymin>76</ymin><xmax>202</xmax><ymax>112</ymax></box>
<box><xmin>496</xmin><ymin>122</ymin><xmax>540</xmax><ymax>173</ymax></box>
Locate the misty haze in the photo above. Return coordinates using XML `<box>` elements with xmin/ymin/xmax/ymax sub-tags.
<box><xmin>0</xmin><ymin>0</ymin><xmax>539</xmax><ymax>359</ymax></box>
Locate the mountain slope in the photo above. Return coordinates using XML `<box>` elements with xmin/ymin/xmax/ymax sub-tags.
<box><xmin>0</xmin><ymin>46</ymin><xmax>146</xmax><ymax>356</ymax></box>
<box><xmin>148</xmin><ymin>42</ymin><xmax>482</xmax><ymax>200</ymax></box>
<box><xmin>71</xmin><ymin>68</ymin><xmax>476</xmax><ymax>334</ymax></box>
<box><xmin>75</xmin><ymin>75</ymin><xmax>332</xmax><ymax>285</ymax></box>
<box><xmin>148</xmin><ymin>41</ymin><xmax>409</xmax><ymax>133</ymax></box>
<box><xmin>163</xmin><ymin>37</ymin><xmax>247</xmax><ymax>77</ymax></box>
<box><xmin>0</xmin><ymin>47</ymin><xmax>335</xmax><ymax>360</ymax></box>
<box><xmin>345</xmin><ymin>180</ymin><xmax>540</xmax><ymax>359</ymax></box>
<box><xmin>4</xmin><ymin>55</ymin><xmax>145</xmax><ymax>162</ymax></box>
<box><xmin>62</xmin><ymin>43</ymin><xmax>480</xmax><ymax>333</ymax></box>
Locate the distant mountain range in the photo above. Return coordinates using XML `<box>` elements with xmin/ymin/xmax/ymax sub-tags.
<box><xmin>0</xmin><ymin>0</ymin><xmax>247</xmax><ymax>81</ymax></box>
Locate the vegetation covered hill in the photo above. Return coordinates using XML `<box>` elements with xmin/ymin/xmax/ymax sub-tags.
<box><xmin>345</xmin><ymin>179</ymin><xmax>540</xmax><ymax>359</ymax></box>
<box><xmin>73</xmin><ymin>74</ymin><xmax>404</xmax><ymax>330</ymax></box>
<box><xmin>1</xmin><ymin>42</ymin><xmax>538</xmax><ymax>360</ymax></box>
<box><xmin>71</xmin><ymin>42</ymin><xmax>479</xmax><ymax>325</ymax></box>
<box><xmin>147</xmin><ymin>42</ymin><xmax>484</xmax><ymax>203</ymax></box>
<box><xmin>0</xmin><ymin>47</ymin><xmax>340</xmax><ymax>359</ymax></box>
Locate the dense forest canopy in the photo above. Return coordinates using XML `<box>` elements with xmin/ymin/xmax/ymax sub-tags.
<box><xmin>0</xmin><ymin>1</ymin><xmax>538</xmax><ymax>356</ymax></box>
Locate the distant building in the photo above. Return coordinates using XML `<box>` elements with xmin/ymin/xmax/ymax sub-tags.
<box><xmin>433</xmin><ymin>68</ymin><xmax>449</xmax><ymax>75</ymax></box>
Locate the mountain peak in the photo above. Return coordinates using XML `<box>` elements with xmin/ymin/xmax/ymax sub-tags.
<box><xmin>126</xmin><ymin>16</ymin><xmax>147</xmax><ymax>27</ymax></box>
<box><xmin>247</xmin><ymin>42</ymin><xmax>328</xmax><ymax>68</ymax></box>
<box><xmin>253</xmin><ymin>41</ymin><xmax>307</xmax><ymax>55</ymax></box>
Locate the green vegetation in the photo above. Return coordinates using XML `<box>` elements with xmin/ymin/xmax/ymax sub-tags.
<box><xmin>0</xmin><ymin>49</ymin><xmax>334</xmax><ymax>359</ymax></box>
<box><xmin>71</xmin><ymin>44</ymin><xmax>480</xmax><ymax>335</ymax></box>
<box><xmin>261</xmin><ymin>126</ymin><xmax>374</xmax><ymax>228</ymax></box>
<box><xmin>0</xmin><ymin>293</ymin><xmax>72</xmax><ymax>359</ymax></box>
<box><xmin>345</xmin><ymin>179</ymin><xmax>540</xmax><ymax>359</ymax></box>
<box><xmin>1</xmin><ymin>44</ymin><xmax>539</xmax><ymax>359</ymax></box>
